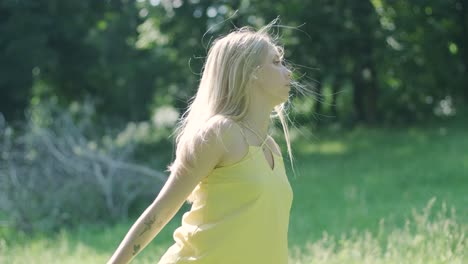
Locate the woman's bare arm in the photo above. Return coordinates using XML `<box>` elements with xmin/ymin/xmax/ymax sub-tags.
<box><xmin>107</xmin><ymin>120</ymin><xmax>234</xmax><ymax>264</ymax></box>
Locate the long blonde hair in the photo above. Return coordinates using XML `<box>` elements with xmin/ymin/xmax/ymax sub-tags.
<box><xmin>168</xmin><ymin>20</ymin><xmax>297</xmax><ymax>195</ymax></box>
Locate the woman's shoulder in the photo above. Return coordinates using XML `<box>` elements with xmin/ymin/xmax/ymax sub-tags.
<box><xmin>202</xmin><ymin>115</ymin><xmax>245</xmax><ymax>146</ymax></box>
<box><xmin>201</xmin><ymin>115</ymin><xmax>249</xmax><ymax>167</ymax></box>
<box><xmin>201</xmin><ymin>115</ymin><xmax>237</xmax><ymax>132</ymax></box>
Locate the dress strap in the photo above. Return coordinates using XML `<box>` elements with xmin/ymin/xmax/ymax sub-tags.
<box><xmin>239</xmin><ymin>121</ymin><xmax>273</xmax><ymax>152</ymax></box>
<box><xmin>259</xmin><ymin>135</ymin><xmax>273</xmax><ymax>152</ymax></box>
<box><xmin>236</xmin><ymin>122</ymin><xmax>250</xmax><ymax>146</ymax></box>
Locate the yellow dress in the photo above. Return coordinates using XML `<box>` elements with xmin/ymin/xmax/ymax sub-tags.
<box><xmin>158</xmin><ymin>131</ymin><xmax>294</xmax><ymax>264</ymax></box>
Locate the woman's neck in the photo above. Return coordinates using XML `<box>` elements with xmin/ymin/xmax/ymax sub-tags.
<box><xmin>241</xmin><ymin>107</ymin><xmax>272</xmax><ymax>139</ymax></box>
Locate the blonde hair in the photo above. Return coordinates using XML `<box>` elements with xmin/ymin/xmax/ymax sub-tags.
<box><xmin>168</xmin><ymin>20</ymin><xmax>298</xmax><ymax>201</ymax></box>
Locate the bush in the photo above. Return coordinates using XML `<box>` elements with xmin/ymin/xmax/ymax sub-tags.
<box><xmin>0</xmin><ymin>99</ymin><xmax>168</xmax><ymax>233</ymax></box>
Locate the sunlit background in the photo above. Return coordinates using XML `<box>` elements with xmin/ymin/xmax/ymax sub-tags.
<box><xmin>0</xmin><ymin>0</ymin><xmax>467</xmax><ymax>263</ymax></box>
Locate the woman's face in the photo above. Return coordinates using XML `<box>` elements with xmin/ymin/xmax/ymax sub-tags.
<box><xmin>253</xmin><ymin>46</ymin><xmax>292</xmax><ymax>104</ymax></box>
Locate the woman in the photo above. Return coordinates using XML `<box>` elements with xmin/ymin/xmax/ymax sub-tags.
<box><xmin>108</xmin><ymin>20</ymin><xmax>296</xmax><ymax>264</ymax></box>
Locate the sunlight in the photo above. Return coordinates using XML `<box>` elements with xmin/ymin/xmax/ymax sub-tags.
<box><xmin>302</xmin><ymin>141</ymin><xmax>348</xmax><ymax>155</ymax></box>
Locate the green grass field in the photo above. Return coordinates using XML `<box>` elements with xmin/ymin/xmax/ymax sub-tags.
<box><xmin>1</xmin><ymin>120</ymin><xmax>467</xmax><ymax>263</ymax></box>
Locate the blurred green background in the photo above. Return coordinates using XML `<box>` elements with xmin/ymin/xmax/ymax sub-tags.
<box><xmin>0</xmin><ymin>0</ymin><xmax>466</xmax><ymax>263</ymax></box>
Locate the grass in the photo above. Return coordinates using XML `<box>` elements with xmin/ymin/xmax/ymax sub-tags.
<box><xmin>287</xmin><ymin>119</ymin><xmax>468</xmax><ymax>245</ymax></box>
<box><xmin>1</xmin><ymin>119</ymin><xmax>467</xmax><ymax>263</ymax></box>
<box><xmin>289</xmin><ymin>198</ymin><xmax>466</xmax><ymax>263</ymax></box>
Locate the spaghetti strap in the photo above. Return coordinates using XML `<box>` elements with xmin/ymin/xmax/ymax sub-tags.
<box><xmin>259</xmin><ymin>135</ymin><xmax>269</xmax><ymax>148</ymax></box>
<box><xmin>260</xmin><ymin>135</ymin><xmax>273</xmax><ymax>152</ymax></box>
<box><xmin>238</xmin><ymin>121</ymin><xmax>274</xmax><ymax>152</ymax></box>
<box><xmin>235</xmin><ymin>122</ymin><xmax>250</xmax><ymax>147</ymax></box>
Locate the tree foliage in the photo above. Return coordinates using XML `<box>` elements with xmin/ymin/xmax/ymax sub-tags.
<box><xmin>0</xmin><ymin>0</ymin><xmax>466</xmax><ymax>124</ymax></box>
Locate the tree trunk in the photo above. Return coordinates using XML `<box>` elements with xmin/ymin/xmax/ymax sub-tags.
<box><xmin>352</xmin><ymin>70</ymin><xmax>365</xmax><ymax>122</ymax></box>
<box><xmin>364</xmin><ymin>63</ymin><xmax>378</xmax><ymax>123</ymax></box>
<box><xmin>313</xmin><ymin>78</ymin><xmax>323</xmax><ymax>125</ymax></box>
<box><xmin>331</xmin><ymin>79</ymin><xmax>340</xmax><ymax>120</ymax></box>
<box><xmin>457</xmin><ymin>0</ymin><xmax>468</xmax><ymax>102</ymax></box>
<box><xmin>350</xmin><ymin>1</ymin><xmax>379</xmax><ymax>124</ymax></box>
